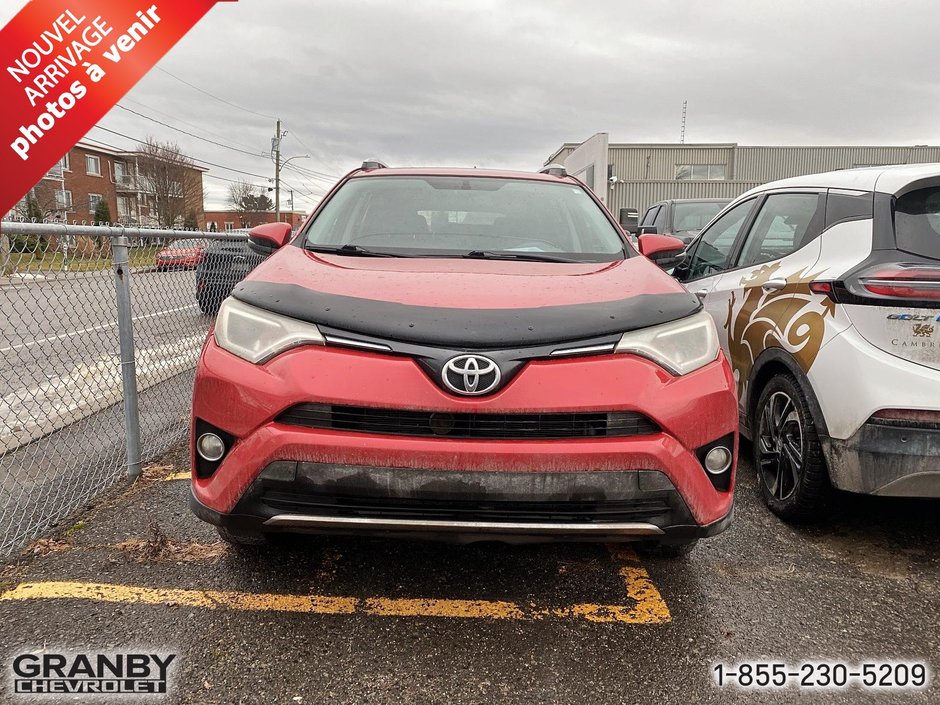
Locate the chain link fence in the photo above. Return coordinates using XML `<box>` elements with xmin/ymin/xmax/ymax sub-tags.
<box><xmin>0</xmin><ymin>219</ymin><xmax>262</xmax><ymax>559</ymax></box>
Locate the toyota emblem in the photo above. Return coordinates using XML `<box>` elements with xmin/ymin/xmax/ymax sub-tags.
<box><xmin>441</xmin><ymin>355</ymin><xmax>501</xmax><ymax>396</ymax></box>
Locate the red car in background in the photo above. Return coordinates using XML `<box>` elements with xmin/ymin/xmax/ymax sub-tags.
<box><xmin>189</xmin><ymin>162</ymin><xmax>738</xmax><ymax>555</ymax></box>
<box><xmin>155</xmin><ymin>238</ymin><xmax>208</xmax><ymax>270</ymax></box>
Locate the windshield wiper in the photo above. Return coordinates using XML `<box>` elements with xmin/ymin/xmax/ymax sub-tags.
<box><xmin>306</xmin><ymin>244</ymin><xmax>585</xmax><ymax>262</ymax></box>
<box><xmin>463</xmin><ymin>250</ymin><xmax>581</xmax><ymax>263</ymax></box>
<box><xmin>305</xmin><ymin>243</ymin><xmax>407</xmax><ymax>258</ymax></box>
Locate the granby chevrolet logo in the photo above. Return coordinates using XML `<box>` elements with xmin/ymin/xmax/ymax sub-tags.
<box><xmin>11</xmin><ymin>652</ymin><xmax>176</xmax><ymax>695</ymax></box>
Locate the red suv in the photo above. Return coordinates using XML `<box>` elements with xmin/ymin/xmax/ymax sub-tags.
<box><xmin>190</xmin><ymin>162</ymin><xmax>738</xmax><ymax>554</ymax></box>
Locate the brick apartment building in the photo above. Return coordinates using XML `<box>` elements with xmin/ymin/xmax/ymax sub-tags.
<box><xmin>203</xmin><ymin>210</ymin><xmax>307</xmax><ymax>231</ymax></box>
<box><xmin>10</xmin><ymin>141</ymin><xmax>207</xmax><ymax>228</ymax></box>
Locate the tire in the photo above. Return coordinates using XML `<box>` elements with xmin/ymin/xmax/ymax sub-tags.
<box><xmin>636</xmin><ymin>539</ymin><xmax>698</xmax><ymax>558</ymax></box>
<box><xmin>752</xmin><ymin>373</ymin><xmax>829</xmax><ymax>521</ymax></box>
<box><xmin>216</xmin><ymin>525</ymin><xmax>268</xmax><ymax>549</ymax></box>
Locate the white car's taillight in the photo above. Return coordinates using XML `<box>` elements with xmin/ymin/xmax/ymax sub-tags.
<box><xmin>614</xmin><ymin>310</ymin><xmax>720</xmax><ymax>375</ymax></box>
<box><xmin>214</xmin><ymin>297</ymin><xmax>325</xmax><ymax>364</ymax></box>
<box><xmin>858</xmin><ymin>263</ymin><xmax>940</xmax><ymax>301</ymax></box>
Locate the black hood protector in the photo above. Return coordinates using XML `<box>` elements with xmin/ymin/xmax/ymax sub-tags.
<box><xmin>232</xmin><ymin>281</ymin><xmax>701</xmax><ymax>349</ymax></box>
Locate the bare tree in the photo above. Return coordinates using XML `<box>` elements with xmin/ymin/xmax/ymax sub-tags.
<box><xmin>136</xmin><ymin>138</ymin><xmax>204</xmax><ymax>228</ymax></box>
<box><xmin>11</xmin><ymin>182</ymin><xmax>66</xmax><ymax>221</ymax></box>
<box><xmin>228</xmin><ymin>179</ymin><xmax>273</xmax><ymax>228</ymax></box>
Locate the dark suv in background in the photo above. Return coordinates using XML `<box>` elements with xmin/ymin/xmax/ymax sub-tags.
<box><xmin>196</xmin><ymin>237</ymin><xmax>267</xmax><ymax>314</ymax></box>
<box><xmin>638</xmin><ymin>199</ymin><xmax>730</xmax><ymax>244</ymax></box>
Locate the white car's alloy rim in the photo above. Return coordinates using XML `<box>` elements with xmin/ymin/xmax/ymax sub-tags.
<box><xmin>757</xmin><ymin>391</ymin><xmax>804</xmax><ymax>501</ymax></box>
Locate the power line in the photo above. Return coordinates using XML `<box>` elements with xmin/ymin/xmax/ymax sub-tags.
<box><xmin>154</xmin><ymin>66</ymin><xmax>277</xmax><ymax>120</ymax></box>
<box><xmin>271</xmin><ymin>185</ymin><xmax>320</xmax><ymax>212</ymax></box>
<box><xmin>91</xmin><ymin>125</ymin><xmax>274</xmax><ymax>180</ymax></box>
<box><xmin>283</xmin><ymin>162</ymin><xmax>340</xmax><ymax>181</ymax></box>
<box><xmin>141</xmin><ymin>66</ymin><xmax>342</xmax><ymax>181</ymax></box>
<box><xmin>83</xmin><ymin>132</ymin><xmax>319</xmax><ymax>211</ymax></box>
<box><xmin>121</xmin><ymin>96</ymin><xmax>264</xmax><ymax>153</ymax></box>
<box><xmin>102</xmin><ymin>113</ymin><xmax>328</xmax><ymax>195</ymax></box>
<box><xmin>290</xmin><ymin>128</ymin><xmax>339</xmax><ymax>179</ymax></box>
<box><xmin>282</xmin><ymin>163</ymin><xmax>337</xmax><ymax>184</ymax></box>
<box><xmin>203</xmin><ymin>173</ymin><xmax>268</xmax><ymax>189</ymax></box>
<box><xmin>278</xmin><ymin>174</ymin><xmax>325</xmax><ymax>198</ymax></box>
<box><xmin>82</xmin><ymin>135</ymin><xmax>133</xmax><ymax>152</ymax></box>
<box><xmin>282</xmin><ymin>159</ymin><xmax>336</xmax><ymax>177</ymax></box>
<box><xmin>284</xmin><ymin>129</ymin><xmax>342</xmax><ymax>178</ymax></box>
<box><xmin>115</xmin><ymin>104</ymin><xmax>267</xmax><ymax>158</ymax></box>
<box><xmin>280</xmin><ymin>178</ymin><xmax>325</xmax><ymax>200</ymax></box>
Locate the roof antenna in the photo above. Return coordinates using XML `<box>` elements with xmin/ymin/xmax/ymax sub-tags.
<box><xmin>679</xmin><ymin>100</ymin><xmax>687</xmax><ymax>144</ymax></box>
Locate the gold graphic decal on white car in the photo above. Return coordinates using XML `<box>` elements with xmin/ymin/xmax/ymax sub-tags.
<box><xmin>724</xmin><ymin>262</ymin><xmax>834</xmax><ymax>401</ymax></box>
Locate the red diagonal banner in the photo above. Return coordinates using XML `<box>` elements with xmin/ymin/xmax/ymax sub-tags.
<box><xmin>0</xmin><ymin>0</ymin><xmax>233</xmax><ymax>216</ymax></box>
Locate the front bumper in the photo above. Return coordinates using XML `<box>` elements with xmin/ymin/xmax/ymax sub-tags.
<box><xmin>190</xmin><ymin>462</ymin><xmax>733</xmax><ymax>544</ymax></box>
<box><xmin>191</xmin><ymin>339</ymin><xmax>738</xmax><ymax>538</ymax></box>
<box><xmin>157</xmin><ymin>257</ymin><xmax>198</xmax><ymax>267</ymax></box>
<box><xmin>824</xmin><ymin>421</ymin><xmax>940</xmax><ymax>497</ymax></box>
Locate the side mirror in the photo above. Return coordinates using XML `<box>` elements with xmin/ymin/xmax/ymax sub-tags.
<box><xmin>247</xmin><ymin>222</ymin><xmax>292</xmax><ymax>256</ymax></box>
<box><xmin>618</xmin><ymin>208</ymin><xmax>639</xmax><ymax>234</ymax></box>
<box><xmin>638</xmin><ymin>225</ymin><xmax>659</xmax><ymax>236</ymax></box>
<box><xmin>671</xmin><ymin>251</ymin><xmax>691</xmax><ymax>279</ymax></box>
<box><xmin>638</xmin><ymin>233</ymin><xmax>686</xmax><ymax>269</ymax></box>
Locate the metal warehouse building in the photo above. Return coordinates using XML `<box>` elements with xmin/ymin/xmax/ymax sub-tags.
<box><xmin>545</xmin><ymin>134</ymin><xmax>940</xmax><ymax>216</ymax></box>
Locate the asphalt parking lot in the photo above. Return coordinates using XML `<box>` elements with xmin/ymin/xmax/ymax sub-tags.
<box><xmin>0</xmin><ymin>441</ymin><xmax>937</xmax><ymax>705</ymax></box>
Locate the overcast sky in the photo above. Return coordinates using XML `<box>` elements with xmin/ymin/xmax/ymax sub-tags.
<box><xmin>5</xmin><ymin>1</ymin><xmax>938</xmax><ymax>210</ymax></box>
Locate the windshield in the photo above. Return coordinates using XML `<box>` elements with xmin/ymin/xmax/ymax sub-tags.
<box><xmin>303</xmin><ymin>176</ymin><xmax>626</xmax><ymax>261</ymax></box>
<box><xmin>672</xmin><ymin>201</ymin><xmax>728</xmax><ymax>233</ymax></box>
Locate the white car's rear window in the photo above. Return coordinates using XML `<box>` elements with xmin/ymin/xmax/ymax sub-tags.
<box><xmin>895</xmin><ymin>186</ymin><xmax>940</xmax><ymax>259</ymax></box>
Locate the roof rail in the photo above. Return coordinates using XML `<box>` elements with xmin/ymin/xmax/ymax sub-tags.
<box><xmin>539</xmin><ymin>164</ymin><xmax>567</xmax><ymax>177</ymax></box>
<box><xmin>361</xmin><ymin>159</ymin><xmax>388</xmax><ymax>171</ymax></box>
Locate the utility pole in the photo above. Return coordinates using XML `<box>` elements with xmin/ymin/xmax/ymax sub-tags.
<box><xmin>679</xmin><ymin>100</ymin><xmax>687</xmax><ymax>144</ymax></box>
<box><xmin>272</xmin><ymin>121</ymin><xmax>308</xmax><ymax>223</ymax></box>
<box><xmin>273</xmin><ymin>118</ymin><xmax>282</xmax><ymax>223</ymax></box>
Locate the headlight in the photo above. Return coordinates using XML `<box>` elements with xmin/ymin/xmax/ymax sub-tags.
<box><xmin>614</xmin><ymin>310</ymin><xmax>719</xmax><ymax>375</ymax></box>
<box><xmin>214</xmin><ymin>297</ymin><xmax>324</xmax><ymax>363</ymax></box>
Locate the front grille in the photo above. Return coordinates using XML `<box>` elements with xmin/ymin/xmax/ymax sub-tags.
<box><xmin>260</xmin><ymin>490</ymin><xmax>671</xmax><ymax>524</ymax></box>
<box><xmin>276</xmin><ymin>404</ymin><xmax>659</xmax><ymax>439</ymax></box>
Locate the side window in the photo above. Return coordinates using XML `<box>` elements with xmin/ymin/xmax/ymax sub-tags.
<box><xmin>685</xmin><ymin>199</ymin><xmax>755</xmax><ymax>280</ymax></box>
<box><xmin>640</xmin><ymin>206</ymin><xmax>660</xmax><ymax>227</ymax></box>
<box><xmin>736</xmin><ymin>193</ymin><xmax>824</xmax><ymax>268</ymax></box>
<box><xmin>653</xmin><ymin>205</ymin><xmax>669</xmax><ymax>232</ymax></box>
<box><xmin>825</xmin><ymin>189</ymin><xmax>872</xmax><ymax>228</ymax></box>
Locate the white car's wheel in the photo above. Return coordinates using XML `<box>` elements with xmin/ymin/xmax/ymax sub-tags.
<box><xmin>753</xmin><ymin>374</ymin><xmax>829</xmax><ymax>520</ymax></box>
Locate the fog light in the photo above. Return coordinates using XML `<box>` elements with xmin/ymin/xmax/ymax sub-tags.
<box><xmin>196</xmin><ymin>432</ymin><xmax>225</xmax><ymax>462</ymax></box>
<box><xmin>704</xmin><ymin>446</ymin><xmax>732</xmax><ymax>475</ymax></box>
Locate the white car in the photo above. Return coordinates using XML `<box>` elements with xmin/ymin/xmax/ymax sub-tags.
<box><xmin>671</xmin><ymin>164</ymin><xmax>940</xmax><ymax>519</ymax></box>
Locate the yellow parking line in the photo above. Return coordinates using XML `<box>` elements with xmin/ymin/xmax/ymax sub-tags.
<box><xmin>0</xmin><ymin>582</ymin><xmax>357</xmax><ymax>615</ymax></box>
<box><xmin>0</xmin><ymin>547</ymin><xmax>670</xmax><ymax>623</ymax></box>
<box><xmin>162</xmin><ymin>472</ymin><xmax>190</xmax><ymax>481</ymax></box>
<box><xmin>609</xmin><ymin>545</ymin><xmax>672</xmax><ymax>623</ymax></box>
<box><xmin>0</xmin><ymin>544</ymin><xmax>672</xmax><ymax>624</ymax></box>
<box><xmin>365</xmin><ymin>597</ymin><xmax>525</xmax><ymax>620</ymax></box>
